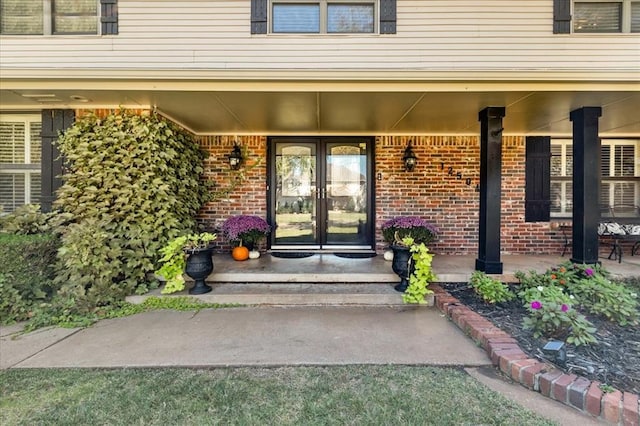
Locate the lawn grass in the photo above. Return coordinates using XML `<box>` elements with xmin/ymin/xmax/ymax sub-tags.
<box><xmin>0</xmin><ymin>366</ymin><xmax>556</xmax><ymax>425</ymax></box>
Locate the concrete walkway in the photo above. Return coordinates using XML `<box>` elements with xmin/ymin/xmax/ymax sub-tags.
<box><xmin>1</xmin><ymin>305</ymin><xmax>600</xmax><ymax>425</ymax></box>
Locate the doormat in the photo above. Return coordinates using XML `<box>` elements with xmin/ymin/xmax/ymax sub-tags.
<box><xmin>333</xmin><ymin>253</ymin><xmax>377</xmax><ymax>259</ymax></box>
<box><xmin>270</xmin><ymin>252</ymin><xmax>316</xmax><ymax>259</ymax></box>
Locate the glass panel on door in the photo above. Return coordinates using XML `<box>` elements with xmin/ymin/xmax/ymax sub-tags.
<box><xmin>325</xmin><ymin>142</ymin><xmax>369</xmax><ymax>245</ymax></box>
<box><xmin>273</xmin><ymin>143</ymin><xmax>317</xmax><ymax>245</ymax></box>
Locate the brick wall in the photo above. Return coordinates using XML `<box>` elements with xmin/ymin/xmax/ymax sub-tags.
<box><xmin>195</xmin><ymin>135</ymin><xmax>567</xmax><ymax>255</ymax></box>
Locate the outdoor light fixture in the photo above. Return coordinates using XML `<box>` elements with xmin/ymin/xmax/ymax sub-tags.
<box><xmin>403</xmin><ymin>141</ymin><xmax>418</xmax><ymax>172</ymax></box>
<box><xmin>542</xmin><ymin>340</ymin><xmax>566</xmax><ymax>365</ymax></box>
<box><xmin>228</xmin><ymin>143</ymin><xmax>243</xmax><ymax>170</ymax></box>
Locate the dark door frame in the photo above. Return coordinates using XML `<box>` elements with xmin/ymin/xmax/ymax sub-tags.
<box><xmin>267</xmin><ymin>136</ymin><xmax>376</xmax><ymax>251</ymax></box>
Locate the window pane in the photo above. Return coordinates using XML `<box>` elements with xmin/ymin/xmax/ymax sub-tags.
<box><xmin>632</xmin><ymin>2</ymin><xmax>640</xmax><ymax>32</ymax></box>
<box><xmin>614</xmin><ymin>145</ymin><xmax>635</xmax><ymax>177</ymax></box>
<box><xmin>30</xmin><ymin>121</ymin><xmax>42</xmax><ymax>164</ymax></box>
<box><xmin>273</xmin><ymin>4</ymin><xmax>320</xmax><ymax>33</ymax></box>
<box><xmin>0</xmin><ymin>0</ymin><xmax>43</xmax><ymax>35</ymax></box>
<box><xmin>328</xmin><ymin>4</ymin><xmax>374</xmax><ymax>33</ymax></box>
<box><xmin>601</xmin><ymin>145</ymin><xmax>611</xmax><ymax>176</ymax></box>
<box><xmin>0</xmin><ymin>173</ymin><xmax>25</xmax><ymax>213</ymax></box>
<box><xmin>53</xmin><ymin>0</ymin><xmax>98</xmax><ymax>34</ymax></box>
<box><xmin>0</xmin><ymin>121</ymin><xmax>26</xmax><ymax>164</ymax></box>
<box><xmin>30</xmin><ymin>173</ymin><xmax>41</xmax><ymax>205</ymax></box>
<box><xmin>574</xmin><ymin>2</ymin><xmax>622</xmax><ymax>33</ymax></box>
<box><xmin>551</xmin><ymin>145</ymin><xmax>563</xmax><ymax>176</ymax></box>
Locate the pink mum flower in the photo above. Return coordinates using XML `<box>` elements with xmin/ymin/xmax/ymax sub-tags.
<box><xmin>531</xmin><ymin>301</ymin><xmax>542</xmax><ymax>310</ymax></box>
<box><xmin>585</xmin><ymin>268</ymin><xmax>594</xmax><ymax>277</ymax></box>
<box><xmin>561</xmin><ymin>304</ymin><xmax>569</xmax><ymax>312</ymax></box>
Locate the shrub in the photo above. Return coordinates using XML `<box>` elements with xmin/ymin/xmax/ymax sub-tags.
<box><xmin>566</xmin><ymin>274</ymin><xmax>638</xmax><ymax>326</ymax></box>
<box><xmin>0</xmin><ymin>233</ymin><xmax>59</xmax><ymax>324</ymax></box>
<box><xmin>469</xmin><ymin>271</ymin><xmax>514</xmax><ymax>304</ymax></box>
<box><xmin>0</xmin><ymin>204</ymin><xmax>56</xmax><ymax>235</ymax></box>
<box><xmin>522</xmin><ymin>300</ymin><xmax>596</xmax><ymax>346</ymax></box>
<box><xmin>53</xmin><ymin>110</ymin><xmax>209</xmax><ymax>310</ymax></box>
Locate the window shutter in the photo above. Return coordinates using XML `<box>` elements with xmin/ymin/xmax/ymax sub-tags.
<box><xmin>41</xmin><ymin>109</ymin><xmax>74</xmax><ymax>212</ymax></box>
<box><xmin>100</xmin><ymin>0</ymin><xmax>118</xmax><ymax>35</ymax></box>
<box><xmin>251</xmin><ymin>0</ymin><xmax>268</xmax><ymax>34</ymax></box>
<box><xmin>380</xmin><ymin>0</ymin><xmax>396</xmax><ymax>34</ymax></box>
<box><xmin>553</xmin><ymin>0</ymin><xmax>571</xmax><ymax>34</ymax></box>
<box><xmin>525</xmin><ymin>136</ymin><xmax>551</xmax><ymax>222</ymax></box>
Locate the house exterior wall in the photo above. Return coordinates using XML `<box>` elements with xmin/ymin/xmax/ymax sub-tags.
<box><xmin>0</xmin><ymin>1</ymin><xmax>637</xmax><ymax>80</ymax></box>
<box><xmin>195</xmin><ymin>134</ymin><xmax>567</xmax><ymax>255</ymax></box>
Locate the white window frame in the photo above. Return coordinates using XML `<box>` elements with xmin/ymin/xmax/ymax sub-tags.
<box><xmin>0</xmin><ymin>0</ymin><xmax>100</xmax><ymax>36</ymax></box>
<box><xmin>573</xmin><ymin>0</ymin><xmax>638</xmax><ymax>33</ymax></box>
<box><xmin>269</xmin><ymin>0</ymin><xmax>378</xmax><ymax>34</ymax></box>
<box><xmin>550</xmin><ymin>138</ymin><xmax>640</xmax><ymax>218</ymax></box>
<box><xmin>0</xmin><ymin>114</ymin><xmax>41</xmax><ymax>214</ymax></box>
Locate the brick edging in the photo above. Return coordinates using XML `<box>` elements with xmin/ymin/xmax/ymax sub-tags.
<box><xmin>431</xmin><ymin>285</ymin><xmax>640</xmax><ymax>426</ymax></box>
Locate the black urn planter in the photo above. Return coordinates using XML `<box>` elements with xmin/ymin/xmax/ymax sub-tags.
<box><xmin>185</xmin><ymin>247</ymin><xmax>214</xmax><ymax>295</ymax></box>
<box><xmin>391</xmin><ymin>245</ymin><xmax>414</xmax><ymax>292</ymax></box>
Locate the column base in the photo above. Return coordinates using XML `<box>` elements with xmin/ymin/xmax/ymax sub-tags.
<box><xmin>475</xmin><ymin>258</ymin><xmax>503</xmax><ymax>274</ymax></box>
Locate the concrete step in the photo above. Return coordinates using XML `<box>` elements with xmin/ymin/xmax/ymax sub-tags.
<box><xmin>127</xmin><ymin>282</ymin><xmax>435</xmax><ymax>307</ymax></box>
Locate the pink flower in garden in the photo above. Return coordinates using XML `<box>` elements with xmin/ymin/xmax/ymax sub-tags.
<box><xmin>531</xmin><ymin>301</ymin><xmax>542</xmax><ymax>310</ymax></box>
<box><xmin>561</xmin><ymin>304</ymin><xmax>569</xmax><ymax>312</ymax></box>
<box><xmin>585</xmin><ymin>268</ymin><xmax>594</xmax><ymax>277</ymax></box>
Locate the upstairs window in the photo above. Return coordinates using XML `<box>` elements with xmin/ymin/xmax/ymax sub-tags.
<box><xmin>0</xmin><ymin>0</ymin><xmax>116</xmax><ymax>35</ymax></box>
<box><xmin>573</xmin><ymin>0</ymin><xmax>640</xmax><ymax>33</ymax></box>
<box><xmin>271</xmin><ymin>1</ymin><xmax>375</xmax><ymax>34</ymax></box>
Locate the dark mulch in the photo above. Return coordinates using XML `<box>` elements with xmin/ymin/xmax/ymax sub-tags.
<box><xmin>441</xmin><ymin>283</ymin><xmax>640</xmax><ymax>395</ymax></box>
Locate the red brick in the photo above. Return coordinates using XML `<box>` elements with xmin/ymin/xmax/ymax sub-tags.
<box><xmin>568</xmin><ymin>377</ymin><xmax>591</xmax><ymax>410</ymax></box>
<box><xmin>488</xmin><ymin>342</ymin><xmax>521</xmax><ymax>360</ymax></box>
<box><xmin>495</xmin><ymin>353</ymin><xmax>528</xmax><ymax>376</ymax></box>
<box><xmin>622</xmin><ymin>392</ymin><xmax>639</xmax><ymax>426</ymax></box>
<box><xmin>602</xmin><ymin>389</ymin><xmax>623</xmax><ymax>424</ymax></box>
<box><xmin>551</xmin><ymin>373</ymin><xmax>577</xmax><ymax>403</ymax></box>
<box><xmin>520</xmin><ymin>362</ymin><xmax>548</xmax><ymax>390</ymax></box>
<box><xmin>480</xmin><ymin>334</ymin><xmax>516</xmax><ymax>350</ymax></box>
<box><xmin>539</xmin><ymin>370</ymin><xmax>563</xmax><ymax>397</ymax></box>
<box><xmin>510</xmin><ymin>359</ymin><xmax>539</xmax><ymax>382</ymax></box>
<box><xmin>586</xmin><ymin>381</ymin><xmax>603</xmax><ymax>417</ymax></box>
<box><xmin>491</xmin><ymin>347</ymin><xmax>526</xmax><ymax>366</ymax></box>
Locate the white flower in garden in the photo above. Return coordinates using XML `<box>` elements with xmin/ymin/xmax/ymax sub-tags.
<box><xmin>569</xmin><ymin>295</ymin><xmax>575</xmax><ymax>300</ymax></box>
<box><xmin>537</xmin><ymin>286</ymin><xmax>544</xmax><ymax>292</ymax></box>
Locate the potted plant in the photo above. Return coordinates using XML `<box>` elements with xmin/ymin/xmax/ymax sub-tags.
<box><xmin>156</xmin><ymin>232</ymin><xmax>217</xmax><ymax>294</ymax></box>
<box><xmin>381</xmin><ymin>216</ymin><xmax>438</xmax><ymax>292</ymax></box>
<box><xmin>221</xmin><ymin>215</ymin><xmax>270</xmax><ymax>260</ymax></box>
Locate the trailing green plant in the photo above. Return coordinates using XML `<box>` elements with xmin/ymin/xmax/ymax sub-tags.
<box><xmin>52</xmin><ymin>109</ymin><xmax>209</xmax><ymax>311</ymax></box>
<box><xmin>0</xmin><ymin>233</ymin><xmax>60</xmax><ymax>324</ymax></box>
<box><xmin>403</xmin><ymin>237</ymin><xmax>436</xmax><ymax>304</ymax></box>
<box><xmin>522</xmin><ymin>300</ymin><xmax>597</xmax><ymax>346</ymax></box>
<box><xmin>469</xmin><ymin>271</ymin><xmax>514</xmax><ymax>304</ymax></box>
<box><xmin>156</xmin><ymin>232</ymin><xmax>217</xmax><ymax>294</ymax></box>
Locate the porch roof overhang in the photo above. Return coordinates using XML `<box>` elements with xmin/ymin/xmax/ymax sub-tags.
<box><xmin>1</xmin><ymin>69</ymin><xmax>639</xmax><ymax>136</ymax></box>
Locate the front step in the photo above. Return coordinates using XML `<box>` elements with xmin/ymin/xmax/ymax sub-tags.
<box><xmin>126</xmin><ymin>283</ymin><xmax>435</xmax><ymax>307</ymax></box>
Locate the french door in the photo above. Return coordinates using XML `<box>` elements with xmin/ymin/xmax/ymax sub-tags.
<box><xmin>268</xmin><ymin>137</ymin><xmax>374</xmax><ymax>250</ymax></box>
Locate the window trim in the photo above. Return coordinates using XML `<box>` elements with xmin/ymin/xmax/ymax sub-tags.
<box><xmin>573</xmin><ymin>0</ymin><xmax>638</xmax><ymax>33</ymax></box>
<box><xmin>0</xmin><ymin>114</ymin><xmax>42</xmax><ymax>212</ymax></box>
<box><xmin>269</xmin><ymin>0</ymin><xmax>378</xmax><ymax>35</ymax></box>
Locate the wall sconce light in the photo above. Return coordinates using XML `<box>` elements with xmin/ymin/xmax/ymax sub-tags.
<box><xmin>228</xmin><ymin>143</ymin><xmax>243</xmax><ymax>170</ymax></box>
<box><xmin>403</xmin><ymin>141</ymin><xmax>417</xmax><ymax>172</ymax></box>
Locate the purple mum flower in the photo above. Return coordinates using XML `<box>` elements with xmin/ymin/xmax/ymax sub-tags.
<box><xmin>221</xmin><ymin>215</ymin><xmax>270</xmax><ymax>243</ymax></box>
<box><xmin>531</xmin><ymin>301</ymin><xmax>542</xmax><ymax>310</ymax></box>
<box><xmin>561</xmin><ymin>304</ymin><xmax>569</xmax><ymax>312</ymax></box>
<box><xmin>585</xmin><ymin>268</ymin><xmax>594</xmax><ymax>277</ymax></box>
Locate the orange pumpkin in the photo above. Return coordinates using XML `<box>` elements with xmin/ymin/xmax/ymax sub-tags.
<box><xmin>232</xmin><ymin>245</ymin><xmax>250</xmax><ymax>261</ymax></box>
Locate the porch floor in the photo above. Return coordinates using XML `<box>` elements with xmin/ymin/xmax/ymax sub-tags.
<box><xmin>127</xmin><ymin>253</ymin><xmax>640</xmax><ymax>307</ymax></box>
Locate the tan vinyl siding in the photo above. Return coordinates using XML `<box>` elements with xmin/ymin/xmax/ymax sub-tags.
<box><xmin>0</xmin><ymin>1</ymin><xmax>638</xmax><ymax>76</ymax></box>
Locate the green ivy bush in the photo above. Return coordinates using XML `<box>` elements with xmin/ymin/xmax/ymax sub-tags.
<box><xmin>0</xmin><ymin>233</ymin><xmax>59</xmax><ymax>324</ymax></box>
<box><xmin>53</xmin><ymin>110</ymin><xmax>209</xmax><ymax>311</ymax></box>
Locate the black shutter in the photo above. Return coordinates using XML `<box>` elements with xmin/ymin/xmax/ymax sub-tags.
<box><xmin>101</xmin><ymin>0</ymin><xmax>118</xmax><ymax>35</ymax></box>
<box><xmin>251</xmin><ymin>0</ymin><xmax>268</xmax><ymax>34</ymax></box>
<box><xmin>525</xmin><ymin>136</ymin><xmax>551</xmax><ymax>222</ymax></box>
<box><xmin>553</xmin><ymin>0</ymin><xmax>571</xmax><ymax>34</ymax></box>
<box><xmin>380</xmin><ymin>0</ymin><xmax>396</xmax><ymax>34</ymax></box>
<box><xmin>41</xmin><ymin>110</ymin><xmax>75</xmax><ymax>213</ymax></box>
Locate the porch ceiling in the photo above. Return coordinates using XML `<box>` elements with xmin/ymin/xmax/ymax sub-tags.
<box><xmin>1</xmin><ymin>85</ymin><xmax>639</xmax><ymax>136</ymax></box>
